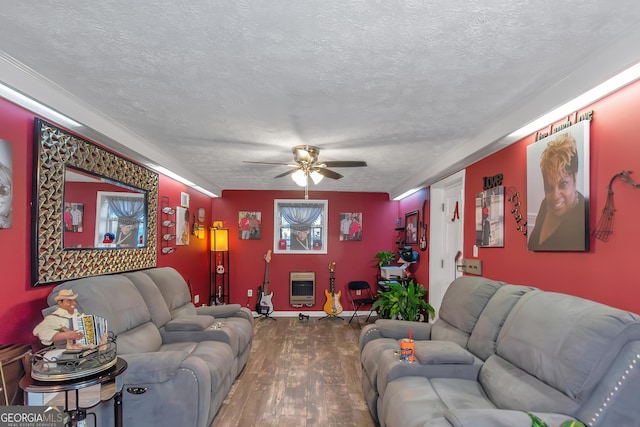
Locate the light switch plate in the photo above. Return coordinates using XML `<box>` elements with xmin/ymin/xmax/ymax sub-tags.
<box><xmin>461</xmin><ymin>259</ymin><xmax>482</xmax><ymax>275</ymax></box>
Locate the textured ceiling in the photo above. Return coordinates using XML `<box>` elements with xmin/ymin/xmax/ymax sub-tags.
<box><xmin>1</xmin><ymin>1</ymin><xmax>640</xmax><ymax>198</ymax></box>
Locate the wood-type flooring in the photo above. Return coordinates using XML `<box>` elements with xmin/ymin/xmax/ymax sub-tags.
<box><xmin>210</xmin><ymin>315</ymin><xmax>377</xmax><ymax>427</ymax></box>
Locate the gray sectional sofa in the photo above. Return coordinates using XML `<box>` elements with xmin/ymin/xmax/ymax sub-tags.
<box><xmin>359</xmin><ymin>276</ymin><xmax>640</xmax><ymax>427</ymax></box>
<box><xmin>43</xmin><ymin>267</ymin><xmax>254</xmax><ymax>427</ymax></box>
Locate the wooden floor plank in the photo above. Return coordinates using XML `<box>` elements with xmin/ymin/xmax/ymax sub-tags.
<box><xmin>211</xmin><ymin>316</ymin><xmax>377</xmax><ymax>427</ymax></box>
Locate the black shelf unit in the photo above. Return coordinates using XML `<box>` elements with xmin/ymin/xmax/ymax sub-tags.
<box><xmin>210</xmin><ymin>249</ymin><xmax>229</xmax><ymax>305</ymax></box>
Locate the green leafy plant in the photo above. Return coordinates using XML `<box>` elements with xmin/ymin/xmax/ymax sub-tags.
<box><xmin>375</xmin><ymin>251</ymin><xmax>396</xmax><ymax>266</ymax></box>
<box><xmin>372</xmin><ymin>279</ymin><xmax>435</xmax><ymax>321</ymax></box>
<box><xmin>527</xmin><ymin>413</ymin><xmax>586</xmax><ymax>427</ymax></box>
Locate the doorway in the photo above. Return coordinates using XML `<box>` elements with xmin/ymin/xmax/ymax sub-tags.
<box><xmin>428</xmin><ymin>170</ymin><xmax>465</xmax><ymax>319</ymax></box>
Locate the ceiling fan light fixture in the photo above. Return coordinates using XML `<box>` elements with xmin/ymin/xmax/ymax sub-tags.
<box><xmin>310</xmin><ymin>170</ymin><xmax>324</xmax><ymax>184</ymax></box>
<box><xmin>291</xmin><ymin>169</ymin><xmax>307</xmax><ymax>187</ymax></box>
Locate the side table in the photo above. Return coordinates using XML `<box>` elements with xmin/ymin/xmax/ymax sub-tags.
<box><xmin>20</xmin><ymin>357</ymin><xmax>127</xmax><ymax>427</ymax></box>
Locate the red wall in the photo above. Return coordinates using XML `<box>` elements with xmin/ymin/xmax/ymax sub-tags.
<box><xmin>462</xmin><ymin>79</ymin><xmax>640</xmax><ymax>313</ymax></box>
<box><xmin>3</xmin><ymin>75</ymin><xmax>640</xmax><ymax>346</ymax></box>
<box><xmin>212</xmin><ymin>190</ymin><xmax>398</xmax><ymax>311</ymax></box>
<box><xmin>0</xmin><ymin>97</ymin><xmax>214</xmax><ymax>346</ymax></box>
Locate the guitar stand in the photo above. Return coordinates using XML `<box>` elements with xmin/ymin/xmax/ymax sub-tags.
<box><xmin>255</xmin><ymin>312</ymin><xmax>276</xmax><ymax>321</ymax></box>
<box><xmin>318</xmin><ymin>314</ymin><xmax>344</xmax><ymax>321</ymax></box>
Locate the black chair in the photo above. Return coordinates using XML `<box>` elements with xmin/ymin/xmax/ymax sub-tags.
<box><xmin>347</xmin><ymin>281</ymin><xmax>376</xmax><ymax>325</ymax></box>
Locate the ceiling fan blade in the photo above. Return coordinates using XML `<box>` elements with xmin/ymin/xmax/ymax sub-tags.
<box><xmin>274</xmin><ymin>168</ymin><xmax>300</xmax><ymax>179</ymax></box>
<box><xmin>322</xmin><ymin>161</ymin><xmax>367</xmax><ymax>168</ymax></box>
<box><xmin>314</xmin><ymin>168</ymin><xmax>343</xmax><ymax>180</ymax></box>
<box><xmin>243</xmin><ymin>161</ymin><xmax>295</xmax><ymax>166</ymax></box>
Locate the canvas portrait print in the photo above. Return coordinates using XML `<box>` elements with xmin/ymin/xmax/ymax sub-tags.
<box><xmin>238</xmin><ymin>211</ymin><xmax>262</xmax><ymax>240</ymax></box>
<box><xmin>475</xmin><ymin>186</ymin><xmax>504</xmax><ymax>247</ymax></box>
<box><xmin>527</xmin><ymin>120</ymin><xmax>590</xmax><ymax>251</ymax></box>
<box><xmin>0</xmin><ymin>139</ymin><xmax>12</xmax><ymax>228</ymax></box>
<box><xmin>339</xmin><ymin>212</ymin><xmax>362</xmax><ymax>241</ymax></box>
<box><xmin>176</xmin><ymin>206</ymin><xmax>190</xmax><ymax>245</ymax></box>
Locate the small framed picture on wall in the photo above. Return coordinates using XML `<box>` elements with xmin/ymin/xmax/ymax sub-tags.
<box><xmin>404</xmin><ymin>210</ymin><xmax>419</xmax><ymax>245</ymax></box>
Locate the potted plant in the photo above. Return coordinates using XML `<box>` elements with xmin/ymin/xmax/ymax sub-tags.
<box><xmin>372</xmin><ymin>279</ymin><xmax>435</xmax><ymax>321</ymax></box>
<box><xmin>375</xmin><ymin>251</ymin><xmax>396</xmax><ymax>266</ymax></box>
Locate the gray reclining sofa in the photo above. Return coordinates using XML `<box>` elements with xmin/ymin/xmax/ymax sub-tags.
<box><xmin>44</xmin><ymin>267</ymin><xmax>254</xmax><ymax>427</ymax></box>
<box><xmin>359</xmin><ymin>276</ymin><xmax>640</xmax><ymax>426</ymax></box>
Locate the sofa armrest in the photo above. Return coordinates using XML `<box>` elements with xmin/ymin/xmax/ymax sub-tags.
<box><xmin>120</xmin><ymin>350</ymin><xmax>195</xmax><ymax>384</ymax></box>
<box><xmin>196</xmin><ymin>304</ymin><xmax>254</xmax><ymax>326</ymax></box>
<box><xmin>444</xmin><ymin>409</ymin><xmax>582</xmax><ymax>427</ymax></box>
<box><xmin>359</xmin><ymin>324</ymin><xmax>383</xmax><ymax>353</ymax></box>
<box><xmin>375</xmin><ymin>319</ymin><xmax>432</xmax><ymax>340</ymax></box>
<box><xmin>414</xmin><ymin>341</ymin><xmax>474</xmax><ymax>365</ymax></box>
<box><xmin>165</xmin><ymin>315</ymin><xmax>215</xmax><ymax>331</ymax></box>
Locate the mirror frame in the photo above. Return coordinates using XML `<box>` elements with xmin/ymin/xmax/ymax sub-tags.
<box><xmin>31</xmin><ymin>118</ymin><xmax>158</xmax><ymax>286</ymax></box>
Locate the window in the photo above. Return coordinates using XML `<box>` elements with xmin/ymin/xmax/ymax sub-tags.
<box><xmin>273</xmin><ymin>199</ymin><xmax>328</xmax><ymax>254</ymax></box>
<box><xmin>94</xmin><ymin>191</ymin><xmax>146</xmax><ymax>248</ymax></box>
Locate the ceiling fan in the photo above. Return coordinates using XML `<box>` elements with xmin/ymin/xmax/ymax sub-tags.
<box><xmin>244</xmin><ymin>145</ymin><xmax>367</xmax><ymax>193</ymax></box>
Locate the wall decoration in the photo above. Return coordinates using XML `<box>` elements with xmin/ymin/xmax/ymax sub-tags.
<box><xmin>404</xmin><ymin>210</ymin><xmax>419</xmax><ymax>245</ymax></box>
<box><xmin>0</xmin><ymin>139</ymin><xmax>12</xmax><ymax>229</ymax></box>
<box><xmin>180</xmin><ymin>192</ymin><xmax>190</xmax><ymax>208</ymax></box>
<box><xmin>176</xmin><ymin>206</ymin><xmax>190</xmax><ymax>245</ymax></box>
<box><xmin>475</xmin><ymin>186</ymin><xmax>504</xmax><ymax>247</ymax></box>
<box><xmin>238</xmin><ymin>211</ymin><xmax>262</xmax><ymax>240</ymax></box>
<box><xmin>527</xmin><ymin>120</ymin><xmax>590</xmax><ymax>251</ymax></box>
<box><xmin>197</xmin><ymin>207</ymin><xmax>205</xmax><ymax>223</ymax></box>
<box><xmin>32</xmin><ymin>118</ymin><xmax>158</xmax><ymax>286</ymax></box>
<box><xmin>506</xmin><ymin>187</ymin><xmax>528</xmax><ymax>237</ymax></box>
<box><xmin>64</xmin><ymin>202</ymin><xmax>84</xmax><ymax>232</ymax></box>
<box><xmin>339</xmin><ymin>212</ymin><xmax>362</xmax><ymax>241</ymax></box>
<box><xmin>274</xmin><ymin>199</ymin><xmax>328</xmax><ymax>254</ymax></box>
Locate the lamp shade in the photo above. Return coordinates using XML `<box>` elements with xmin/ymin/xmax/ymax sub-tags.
<box><xmin>210</xmin><ymin>228</ymin><xmax>229</xmax><ymax>251</ymax></box>
<box><xmin>291</xmin><ymin>169</ymin><xmax>308</xmax><ymax>187</ymax></box>
<box><xmin>310</xmin><ymin>170</ymin><xmax>324</xmax><ymax>184</ymax></box>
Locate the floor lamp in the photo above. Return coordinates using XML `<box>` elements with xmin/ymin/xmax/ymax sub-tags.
<box><xmin>210</xmin><ymin>226</ymin><xmax>229</xmax><ymax>305</ymax></box>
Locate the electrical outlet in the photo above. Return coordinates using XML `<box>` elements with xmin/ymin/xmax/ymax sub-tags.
<box><xmin>247</xmin><ymin>289</ymin><xmax>253</xmax><ymax>297</ymax></box>
<box><xmin>194</xmin><ymin>294</ymin><xmax>199</xmax><ymax>304</ymax></box>
<box><xmin>356</xmin><ymin>290</ymin><xmax>361</xmax><ymax>296</ymax></box>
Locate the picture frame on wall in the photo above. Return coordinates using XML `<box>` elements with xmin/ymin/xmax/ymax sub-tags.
<box><xmin>339</xmin><ymin>212</ymin><xmax>362</xmax><ymax>241</ymax></box>
<box><xmin>526</xmin><ymin>120</ymin><xmax>590</xmax><ymax>251</ymax></box>
<box><xmin>238</xmin><ymin>211</ymin><xmax>262</xmax><ymax>240</ymax></box>
<box><xmin>274</xmin><ymin>199</ymin><xmax>328</xmax><ymax>254</ymax></box>
<box><xmin>176</xmin><ymin>206</ymin><xmax>190</xmax><ymax>245</ymax></box>
<box><xmin>180</xmin><ymin>192</ymin><xmax>190</xmax><ymax>208</ymax></box>
<box><xmin>404</xmin><ymin>210</ymin><xmax>419</xmax><ymax>245</ymax></box>
<box><xmin>475</xmin><ymin>186</ymin><xmax>505</xmax><ymax>247</ymax></box>
<box><xmin>0</xmin><ymin>139</ymin><xmax>12</xmax><ymax>229</ymax></box>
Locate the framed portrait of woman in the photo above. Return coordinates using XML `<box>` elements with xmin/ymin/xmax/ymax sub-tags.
<box><xmin>526</xmin><ymin>120</ymin><xmax>590</xmax><ymax>251</ymax></box>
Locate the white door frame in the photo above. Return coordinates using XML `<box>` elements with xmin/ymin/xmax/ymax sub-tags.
<box><xmin>428</xmin><ymin>169</ymin><xmax>465</xmax><ymax>319</ymax></box>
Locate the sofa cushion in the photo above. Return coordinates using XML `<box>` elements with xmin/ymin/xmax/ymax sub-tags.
<box><xmin>496</xmin><ymin>291</ymin><xmax>640</xmax><ymax>400</ymax></box>
<box><xmin>415</xmin><ymin>341</ymin><xmax>475</xmax><ymax>365</ymax></box>
<box><xmin>431</xmin><ymin>277</ymin><xmax>504</xmax><ymax>346</ymax></box>
<box><xmin>49</xmin><ymin>275</ymin><xmax>152</xmax><ymax>337</ymax></box>
<box><xmin>124</xmin><ymin>270</ymin><xmax>172</xmax><ymax>328</ymax></box>
<box><xmin>143</xmin><ymin>267</ymin><xmax>194</xmax><ymax>314</ymax></box>
<box><xmin>467</xmin><ymin>285</ymin><xmax>537</xmax><ymax>360</ymax></box>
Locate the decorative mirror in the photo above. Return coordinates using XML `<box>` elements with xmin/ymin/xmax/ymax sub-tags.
<box><xmin>31</xmin><ymin>118</ymin><xmax>158</xmax><ymax>286</ymax></box>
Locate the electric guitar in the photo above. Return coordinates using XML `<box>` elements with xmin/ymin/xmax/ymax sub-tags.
<box><xmin>419</xmin><ymin>199</ymin><xmax>428</xmax><ymax>251</ymax></box>
<box><xmin>256</xmin><ymin>250</ymin><xmax>274</xmax><ymax>315</ymax></box>
<box><xmin>323</xmin><ymin>261</ymin><xmax>343</xmax><ymax>316</ymax></box>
